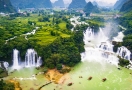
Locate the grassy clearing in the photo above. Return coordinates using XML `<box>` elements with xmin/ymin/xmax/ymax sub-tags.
<box><xmin>29</xmin><ymin>31</ymin><xmax>56</xmax><ymax>46</ymax></box>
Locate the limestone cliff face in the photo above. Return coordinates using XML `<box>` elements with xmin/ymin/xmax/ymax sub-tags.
<box><xmin>10</xmin><ymin>0</ymin><xmax>52</xmax><ymax>9</ymax></box>
<box><xmin>0</xmin><ymin>0</ymin><xmax>16</xmax><ymax>13</ymax></box>
<box><xmin>68</xmin><ymin>0</ymin><xmax>86</xmax><ymax>9</ymax></box>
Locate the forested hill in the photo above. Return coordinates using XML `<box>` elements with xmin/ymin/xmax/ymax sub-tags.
<box><xmin>10</xmin><ymin>0</ymin><xmax>52</xmax><ymax>9</ymax></box>
<box><xmin>0</xmin><ymin>0</ymin><xmax>16</xmax><ymax>13</ymax></box>
<box><xmin>68</xmin><ymin>0</ymin><xmax>86</xmax><ymax>9</ymax></box>
<box><xmin>114</xmin><ymin>0</ymin><xmax>126</xmax><ymax>10</ymax></box>
<box><xmin>83</xmin><ymin>2</ymin><xmax>99</xmax><ymax>13</ymax></box>
<box><xmin>120</xmin><ymin>0</ymin><xmax>132</xmax><ymax>12</ymax></box>
<box><xmin>53</xmin><ymin>0</ymin><xmax>65</xmax><ymax>8</ymax></box>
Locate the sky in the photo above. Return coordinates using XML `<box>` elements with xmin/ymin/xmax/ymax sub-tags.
<box><xmin>51</xmin><ymin>0</ymin><xmax>118</xmax><ymax>6</ymax></box>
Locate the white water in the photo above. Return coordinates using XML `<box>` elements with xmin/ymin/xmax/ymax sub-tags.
<box><xmin>36</xmin><ymin>56</ymin><xmax>42</xmax><ymax>67</ymax></box>
<box><xmin>13</xmin><ymin>76</ymin><xmax>37</xmax><ymax>81</ymax></box>
<box><xmin>117</xmin><ymin>46</ymin><xmax>132</xmax><ymax>62</ymax></box>
<box><xmin>82</xmin><ymin>27</ymin><xmax>132</xmax><ymax>67</ymax></box>
<box><xmin>113</xmin><ymin>32</ymin><xmax>124</xmax><ymax>42</ymax></box>
<box><xmin>11</xmin><ymin>48</ymin><xmax>42</xmax><ymax>70</ymax></box>
<box><xmin>0</xmin><ymin>61</ymin><xmax>9</xmax><ymax>70</ymax></box>
<box><xmin>21</xmin><ymin>27</ymin><xmax>39</xmax><ymax>40</ymax></box>
<box><xmin>70</xmin><ymin>16</ymin><xmax>88</xmax><ymax>31</ymax></box>
<box><xmin>81</xmin><ymin>28</ymin><xmax>119</xmax><ymax>67</ymax></box>
<box><xmin>25</xmin><ymin>49</ymin><xmax>42</xmax><ymax>67</ymax></box>
<box><xmin>12</xmin><ymin>49</ymin><xmax>20</xmax><ymax>69</ymax></box>
<box><xmin>3</xmin><ymin>62</ymin><xmax>9</xmax><ymax>70</ymax></box>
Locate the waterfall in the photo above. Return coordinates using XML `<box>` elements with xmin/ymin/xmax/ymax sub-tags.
<box><xmin>117</xmin><ymin>46</ymin><xmax>131</xmax><ymax>61</ymax></box>
<box><xmin>83</xmin><ymin>28</ymin><xmax>94</xmax><ymax>42</ymax></box>
<box><xmin>3</xmin><ymin>62</ymin><xmax>9</xmax><ymax>70</ymax></box>
<box><xmin>0</xmin><ymin>61</ymin><xmax>9</xmax><ymax>70</ymax></box>
<box><xmin>81</xmin><ymin>27</ymin><xmax>119</xmax><ymax>67</ymax></box>
<box><xmin>12</xmin><ymin>49</ymin><xmax>20</xmax><ymax>69</ymax></box>
<box><xmin>36</xmin><ymin>56</ymin><xmax>42</xmax><ymax>67</ymax></box>
<box><xmin>25</xmin><ymin>49</ymin><xmax>42</xmax><ymax>67</ymax></box>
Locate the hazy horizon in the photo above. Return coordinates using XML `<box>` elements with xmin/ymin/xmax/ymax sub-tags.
<box><xmin>51</xmin><ymin>0</ymin><xmax>118</xmax><ymax>6</ymax></box>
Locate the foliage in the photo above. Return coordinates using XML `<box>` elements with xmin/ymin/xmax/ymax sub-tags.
<box><xmin>83</xmin><ymin>2</ymin><xmax>100</xmax><ymax>13</ymax></box>
<box><xmin>0</xmin><ymin>79</ymin><xmax>15</xmax><ymax>90</ymax></box>
<box><xmin>118</xmin><ymin>57</ymin><xmax>130</xmax><ymax>67</ymax></box>
<box><xmin>0</xmin><ymin>10</ymin><xmax>85</xmax><ymax>70</ymax></box>
<box><xmin>118</xmin><ymin>11</ymin><xmax>132</xmax><ymax>35</ymax></box>
<box><xmin>85</xmin><ymin>17</ymin><xmax>105</xmax><ymax>32</ymax></box>
<box><xmin>112</xmin><ymin>41</ymin><xmax>122</xmax><ymax>52</ymax></box>
<box><xmin>44</xmin><ymin>36</ymin><xmax>84</xmax><ymax>68</ymax></box>
<box><xmin>122</xmin><ymin>35</ymin><xmax>132</xmax><ymax>50</ymax></box>
<box><xmin>38</xmin><ymin>16</ymin><xmax>50</xmax><ymax>22</ymax></box>
<box><xmin>118</xmin><ymin>11</ymin><xmax>132</xmax><ymax>52</ymax></box>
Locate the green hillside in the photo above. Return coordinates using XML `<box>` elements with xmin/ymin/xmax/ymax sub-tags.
<box><xmin>0</xmin><ymin>0</ymin><xmax>16</xmax><ymax>13</ymax></box>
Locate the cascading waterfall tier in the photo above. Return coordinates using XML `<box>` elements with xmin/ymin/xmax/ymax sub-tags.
<box><xmin>25</xmin><ymin>49</ymin><xmax>42</xmax><ymax>67</ymax></box>
<box><xmin>82</xmin><ymin>27</ymin><xmax>132</xmax><ymax>67</ymax></box>
<box><xmin>82</xmin><ymin>27</ymin><xmax>119</xmax><ymax>67</ymax></box>
<box><xmin>117</xmin><ymin>46</ymin><xmax>132</xmax><ymax>62</ymax></box>
<box><xmin>12</xmin><ymin>49</ymin><xmax>20</xmax><ymax>69</ymax></box>
<box><xmin>11</xmin><ymin>48</ymin><xmax>42</xmax><ymax>70</ymax></box>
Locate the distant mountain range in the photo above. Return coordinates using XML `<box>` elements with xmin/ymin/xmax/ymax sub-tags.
<box><xmin>120</xmin><ymin>0</ymin><xmax>132</xmax><ymax>12</ymax></box>
<box><xmin>68</xmin><ymin>0</ymin><xmax>86</xmax><ymax>9</ymax></box>
<box><xmin>114</xmin><ymin>0</ymin><xmax>127</xmax><ymax>10</ymax></box>
<box><xmin>53</xmin><ymin>0</ymin><xmax>65</xmax><ymax>8</ymax></box>
<box><xmin>10</xmin><ymin>0</ymin><xmax>52</xmax><ymax>9</ymax></box>
<box><xmin>0</xmin><ymin>0</ymin><xmax>16</xmax><ymax>13</ymax></box>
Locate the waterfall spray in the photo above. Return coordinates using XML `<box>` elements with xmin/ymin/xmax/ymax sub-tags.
<box><xmin>12</xmin><ymin>49</ymin><xmax>20</xmax><ymax>69</ymax></box>
<box><xmin>25</xmin><ymin>49</ymin><xmax>42</xmax><ymax>67</ymax></box>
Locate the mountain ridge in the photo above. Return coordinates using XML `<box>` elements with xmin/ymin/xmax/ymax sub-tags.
<box><xmin>84</xmin><ymin>2</ymin><xmax>99</xmax><ymax>14</ymax></box>
<box><xmin>120</xmin><ymin>0</ymin><xmax>132</xmax><ymax>12</ymax></box>
<box><xmin>10</xmin><ymin>0</ymin><xmax>52</xmax><ymax>9</ymax></box>
<box><xmin>114</xmin><ymin>0</ymin><xmax>127</xmax><ymax>10</ymax></box>
<box><xmin>0</xmin><ymin>0</ymin><xmax>16</xmax><ymax>13</ymax></box>
<box><xmin>68</xmin><ymin>0</ymin><xmax>86</xmax><ymax>9</ymax></box>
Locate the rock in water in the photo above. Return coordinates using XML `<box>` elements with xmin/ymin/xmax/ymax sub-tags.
<box><xmin>67</xmin><ymin>82</ymin><xmax>73</xmax><ymax>86</ymax></box>
<box><xmin>0</xmin><ymin>0</ymin><xmax>16</xmax><ymax>13</ymax></box>
<box><xmin>102</xmin><ymin>78</ymin><xmax>107</xmax><ymax>82</ymax></box>
<box><xmin>88</xmin><ymin>76</ymin><xmax>92</xmax><ymax>80</ymax></box>
<box><xmin>68</xmin><ymin>0</ymin><xmax>86</xmax><ymax>9</ymax></box>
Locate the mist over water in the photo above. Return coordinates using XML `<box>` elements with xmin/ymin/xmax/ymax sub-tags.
<box><xmin>81</xmin><ymin>27</ymin><xmax>119</xmax><ymax>67</ymax></box>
